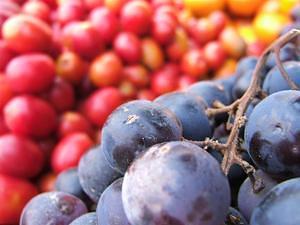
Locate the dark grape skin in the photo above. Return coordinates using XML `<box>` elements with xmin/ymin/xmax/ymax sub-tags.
<box><xmin>101</xmin><ymin>100</ymin><xmax>183</xmax><ymax>174</ymax></box>
<box><xmin>122</xmin><ymin>141</ymin><xmax>231</xmax><ymax>225</ymax></box>
<box><xmin>224</xmin><ymin>207</ymin><xmax>248</xmax><ymax>225</ymax></box>
<box><xmin>69</xmin><ymin>212</ymin><xmax>97</xmax><ymax>225</ymax></box>
<box><xmin>216</xmin><ymin>75</ymin><xmax>237</xmax><ymax>104</ymax></box>
<box><xmin>20</xmin><ymin>191</ymin><xmax>88</xmax><ymax>225</ymax></box>
<box><xmin>235</xmin><ymin>56</ymin><xmax>258</xmax><ymax>77</ymax></box>
<box><xmin>245</xmin><ymin>90</ymin><xmax>300</xmax><ymax>179</ymax></box>
<box><xmin>232</xmin><ymin>70</ymin><xmax>253</xmax><ymax>100</ymax></box>
<box><xmin>187</xmin><ymin>81</ymin><xmax>230</xmax><ymax>107</ymax></box>
<box><xmin>55</xmin><ymin>168</ymin><xmax>89</xmax><ymax>202</ymax></box>
<box><xmin>78</xmin><ymin>147</ymin><xmax>122</xmax><ymax>203</ymax></box>
<box><xmin>265</xmin><ymin>43</ymin><xmax>299</xmax><ymax>70</ymax></box>
<box><xmin>237</xmin><ymin>170</ymin><xmax>277</xmax><ymax>221</ymax></box>
<box><xmin>262</xmin><ymin>61</ymin><xmax>300</xmax><ymax>95</ymax></box>
<box><xmin>96</xmin><ymin>178</ymin><xmax>131</xmax><ymax>225</ymax></box>
<box><xmin>154</xmin><ymin>91</ymin><xmax>213</xmax><ymax>141</ymax></box>
<box><xmin>250</xmin><ymin>177</ymin><xmax>300</xmax><ymax>225</ymax></box>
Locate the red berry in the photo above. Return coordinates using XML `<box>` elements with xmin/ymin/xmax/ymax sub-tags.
<box><xmin>83</xmin><ymin>87</ymin><xmax>123</xmax><ymax>126</ymax></box>
<box><xmin>114</xmin><ymin>32</ymin><xmax>142</xmax><ymax>64</ymax></box>
<box><xmin>58</xmin><ymin>111</ymin><xmax>93</xmax><ymax>138</ymax></box>
<box><xmin>203</xmin><ymin>41</ymin><xmax>227</xmax><ymax>70</ymax></box>
<box><xmin>46</xmin><ymin>78</ymin><xmax>75</xmax><ymax>113</ymax></box>
<box><xmin>123</xmin><ymin>65</ymin><xmax>149</xmax><ymax>88</ymax></box>
<box><xmin>89</xmin><ymin>7</ymin><xmax>119</xmax><ymax>44</ymax></box>
<box><xmin>120</xmin><ymin>0</ymin><xmax>152</xmax><ymax>36</ymax></box>
<box><xmin>51</xmin><ymin>132</ymin><xmax>94</xmax><ymax>173</ymax></box>
<box><xmin>22</xmin><ymin>1</ymin><xmax>51</xmax><ymax>23</ymax></box>
<box><xmin>178</xmin><ymin>74</ymin><xmax>197</xmax><ymax>90</ymax></box>
<box><xmin>56</xmin><ymin>0</ymin><xmax>86</xmax><ymax>26</ymax></box>
<box><xmin>0</xmin><ymin>174</ymin><xmax>38</xmax><ymax>225</ymax></box>
<box><xmin>4</xmin><ymin>95</ymin><xmax>57</xmax><ymax>138</ymax></box>
<box><xmin>89</xmin><ymin>51</ymin><xmax>123</xmax><ymax>87</ymax></box>
<box><xmin>137</xmin><ymin>89</ymin><xmax>157</xmax><ymax>101</ymax></box>
<box><xmin>5</xmin><ymin>53</ymin><xmax>55</xmax><ymax>94</ymax></box>
<box><xmin>0</xmin><ymin>134</ymin><xmax>44</xmax><ymax>178</ymax></box>
<box><xmin>181</xmin><ymin>49</ymin><xmax>208</xmax><ymax>78</ymax></box>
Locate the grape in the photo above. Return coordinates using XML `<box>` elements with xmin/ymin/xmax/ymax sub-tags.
<box><xmin>225</xmin><ymin>207</ymin><xmax>248</xmax><ymax>225</ymax></box>
<box><xmin>69</xmin><ymin>212</ymin><xmax>97</xmax><ymax>225</ymax></box>
<box><xmin>262</xmin><ymin>61</ymin><xmax>300</xmax><ymax>95</ymax></box>
<box><xmin>250</xmin><ymin>177</ymin><xmax>300</xmax><ymax>225</ymax></box>
<box><xmin>237</xmin><ymin>170</ymin><xmax>277</xmax><ymax>221</ymax></box>
<box><xmin>55</xmin><ymin>168</ymin><xmax>88</xmax><ymax>202</ymax></box>
<box><xmin>96</xmin><ymin>178</ymin><xmax>130</xmax><ymax>225</ymax></box>
<box><xmin>235</xmin><ymin>56</ymin><xmax>258</xmax><ymax>76</ymax></box>
<box><xmin>244</xmin><ymin>90</ymin><xmax>300</xmax><ymax>179</ymax></box>
<box><xmin>101</xmin><ymin>100</ymin><xmax>182</xmax><ymax>174</ymax></box>
<box><xmin>122</xmin><ymin>141</ymin><xmax>231</xmax><ymax>225</ymax></box>
<box><xmin>154</xmin><ymin>91</ymin><xmax>212</xmax><ymax>141</ymax></box>
<box><xmin>216</xmin><ymin>76</ymin><xmax>237</xmax><ymax>103</ymax></box>
<box><xmin>187</xmin><ymin>81</ymin><xmax>230</xmax><ymax>107</ymax></box>
<box><xmin>20</xmin><ymin>191</ymin><xmax>87</xmax><ymax>225</ymax></box>
<box><xmin>265</xmin><ymin>43</ymin><xmax>298</xmax><ymax>70</ymax></box>
<box><xmin>78</xmin><ymin>147</ymin><xmax>122</xmax><ymax>203</ymax></box>
<box><xmin>232</xmin><ymin>70</ymin><xmax>253</xmax><ymax>100</ymax></box>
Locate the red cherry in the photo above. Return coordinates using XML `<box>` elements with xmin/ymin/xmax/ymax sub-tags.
<box><xmin>56</xmin><ymin>0</ymin><xmax>86</xmax><ymax>26</ymax></box>
<box><xmin>4</xmin><ymin>95</ymin><xmax>57</xmax><ymax>138</ymax></box>
<box><xmin>0</xmin><ymin>134</ymin><xmax>44</xmax><ymax>178</ymax></box>
<box><xmin>51</xmin><ymin>132</ymin><xmax>94</xmax><ymax>173</ymax></box>
<box><xmin>181</xmin><ymin>49</ymin><xmax>208</xmax><ymax>78</ymax></box>
<box><xmin>203</xmin><ymin>41</ymin><xmax>227</xmax><ymax>70</ymax></box>
<box><xmin>114</xmin><ymin>32</ymin><xmax>142</xmax><ymax>64</ymax></box>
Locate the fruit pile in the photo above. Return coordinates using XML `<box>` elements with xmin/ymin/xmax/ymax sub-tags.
<box><xmin>0</xmin><ymin>0</ymin><xmax>299</xmax><ymax>224</ymax></box>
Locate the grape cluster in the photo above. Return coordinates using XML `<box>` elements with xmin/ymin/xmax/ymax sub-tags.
<box><xmin>19</xmin><ymin>28</ymin><xmax>300</xmax><ymax>225</ymax></box>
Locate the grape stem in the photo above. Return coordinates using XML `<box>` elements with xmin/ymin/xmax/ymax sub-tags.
<box><xmin>199</xmin><ymin>29</ymin><xmax>300</xmax><ymax>190</ymax></box>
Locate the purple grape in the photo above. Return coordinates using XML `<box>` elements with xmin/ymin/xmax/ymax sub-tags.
<box><xmin>237</xmin><ymin>170</ymin><xmax>277</xmax><ymax>221</ymax></box>
<box><xmin>251</xmin><ymin>177</ymin><xmax>300</xmax><ymax>225</ymax></box>
<box><xmin>245</xmin><ymin>90</ymin><xmax>300</xmax><ymax>179</ymax></box>
<box><xmin>69</xmin><ymin>213</ymin><xmax>97</xmax><ymax>225</ymax></box>
<box><xmin>235</xmin><ymin>56</ymin><xmax>258</xmax><ymax>76</ymax></box>
<box><xmin>78</xmin><ymin>147</ymin><xmax>122</xmax><ymax>203</ymax></box>
<box><xmin>262</xmin><ymin>61</ymin><xmax>300</xmax><ymax>95</ymax></box>
<box><xmin>96</xmin><ymin>178</ymin><xmax>131</xmax><ymax>225</ymax></box>
<box><xmin>20</xmin><ymin>191</ymin><xmax>88</xmax><ymax>225</ymax></box>
<box><xmin>225</xmin><ymin>207</ymin><xmax>248</xmax><ymax>225</ymax></box>
<box><xmin>154</xmin><ymin>91</ymin><xmax>212</xmax><ymax>141</ymax></box>
<box><xmin>122</xmin><ymin>141</ymin><xmax>231</xmax><ymax>225</ymax></box>
<box><xmin>101</xmin><ymin>100</ymin><xmax>183</xmax><ymax>174</ymax></box>
<box><xmin>55</xmin><ymin>168</ymin><xmax>88</xmax><ymax>202</ymax></box>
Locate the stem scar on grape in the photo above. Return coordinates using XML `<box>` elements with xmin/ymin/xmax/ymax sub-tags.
<box><xmin>187</xmin><ymin>29</ymin><xmax>300</xmax><ymax>192</ymax></box>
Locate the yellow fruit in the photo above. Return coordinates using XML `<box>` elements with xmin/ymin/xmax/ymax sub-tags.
<box><xmin>183</xmin><ymin>0</ymin><xmax>225</xmax><ymax>17</ymax></box>
<box><xmin>227</xmin><ymin>0</ymin><xmax>263</xmax><ymax>17</ymax></box>
<box><xmin>279</xmin><ymin>0</ymin><xmax>299</xmax><ymax>14</ymax></box>
<box><xmin>253</xmin><ymin>12</ymin><xmax>290</xmax><ymax>44</ymax></box>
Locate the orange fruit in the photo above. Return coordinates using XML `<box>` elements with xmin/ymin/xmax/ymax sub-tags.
<box><xmin>253</xmin><ymin>12</ymin><xmax>290</xmax><ymax>44</ymax></box>
<box><xmin>227</xmin><ymin>0</ymin><xmax>263</xmax><ymax>17</ymax></box>
<box><xmin>183</xmin><ymin>0</ymin><xmax>225</xmax><ymax>17</ymax></box>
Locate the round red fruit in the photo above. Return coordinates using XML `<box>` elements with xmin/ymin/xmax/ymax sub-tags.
<box><xmin>4</xmin><ymin>95</ymin><xmax>57</xmax><ymax>138</ymax></box>
<box><xmin>181</xmin><ymin>49</ymin><xmax>208</xmax><ymax>78</ymax></box>
<box><xmin>152</xmin><ymin>14</ymin><xmax>177</xmax><ymax>45</ymax></box>
<box><xmin>151</xmin><ymin>64</ymin><xmax>179</xmax><ymax>95</ymax></box>
<box><xmin>58</xmin><ymin>111</ymin><xmax>93</xmax><ymax>138</ymax></box>
<box><xmin>114</xmin><ymin>32</ymin><xmax>142</xmax><ymax>64</ymax></box>
<box><xmin>5</xmin><ymin>53</ymin><xmax>55</xmax><ymax>94</ymax></box>
<box><xmin>2</xmin><ymin>15</ymin><xmax>52</xmax><ymax>53</ymax></box>
<box><xmin>0</xmin><ymin>40</ymin><xmax>15</xmax><ymax>72</ymax></box>
<box><xmin>22</xmin><ymin>1</ymin><xmax>51</xmax><ymax>23</ymax></box>
<box><xmin>123</xmin><ymin>65</ymin><xmax>149</xmax><ymax>88</ymax></box>
<box><xmin>0</xmin><ymin>174</ymin><xmax>38</xmax><ymax>225</ymax></box>
<box><xmin>89</xmin><ymin>52</ymin><xmax>123</xmax><ymax>87</ymax></box>
<box><xmin>178</xmin><ymin>75</ymin><xmax>197</xmax><ymax>90</ymax></box>
<box><xmin>89</xmin><ymin>7</ymin><xmax>119</xmax><ymax>44</ymax></box>
<box><xmin>83</xmin><ymin>87</ymin><xmax>123</xmax><ymax>126</ymax></box>
<box><xmin>51</xmin><ymin>132</ymin><xmax>94</xmax><ymax>173</ymax></box>
<box><xmin>0</xmin><ymin>76</ymin><xmax>13</xmax><ymax>111</ymax></box>
<box><xmin>0</xmin><ymin>134</ymin><xmax>44</xmax><ymax>178</ymax></box>
<box><xmin>120</xmin><ymin>0</ymin><xmax>152</xmax><ymax>36</ymax></box>
<box><xmin>62</xmin><ymin>21</ymin><xmax>104</xmax><ymax>60</ymax></box>
<box><xmin>56</xmin><ymin>0</ymin><xmax>86</xmax><ymax>26</ymax></box>
<box><xmin>192</xmin><ymin>18</ymin><xmax>217</xmax><ymax>45</ymax></box>
<box><xmin>56</xmin><ymin>51</ymin><xmax>87</xmax><ymax>85</ymax></box>
<box><xmin>203</xmin><ymin>41</ymin><xmax>227</xmax><ymax>70</ymax></box>
<box><xmin>46</xmin><ymin>78</ymin><xmax>75</xmax><ymax>113</ymax></box>
<box><xmin>208</xmin><ymin>11</ymin><xmax>228</xmax><ymax>34</ymax></box>
<box><xmin>137</xmin><ymin>89</ymin><xmax>157</xmax><ymax>101</ymax></box>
